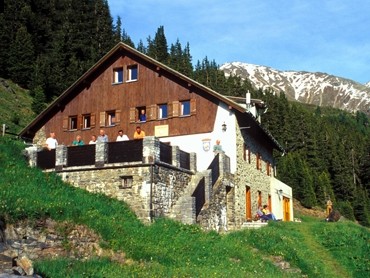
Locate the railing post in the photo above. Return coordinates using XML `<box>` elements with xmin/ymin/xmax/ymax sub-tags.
<box><xmin>95</xmin><ymin>142</ymin><xmax>108</xmax><ymax>167</ymax></box>
<box><xmin>190</xmin><ymin>152</ymin><xmax>197</xmax><ymax>172</ymax></box>
<box><xmin>143</xmin><ymin>136</ymin><xmax>160</xmax><ymax>163</ymax></box>
<box><xmin>55</xmin><ymin>145</ymin><xmax>67</xmax><ymax>171</ymax></box>
<box><xmin>172</xmin><ymin>145</ymin><xmax>180</xmax><ymax>167</ymax></box>
<box><xmin>219</xmin><ymin>153</ymin><xmax>230</xmax><ymax>175</ymax></box>
<box><xmin>24</xmin><ymin>146</ymin><xmax>38</xmax><ymax>167</ymax></box>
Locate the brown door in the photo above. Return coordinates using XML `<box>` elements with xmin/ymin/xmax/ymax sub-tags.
<box><xmin>268</xmin><ymin>195</ymin><xmax>272</xmax><ymax>212</ymax></box>
<box><xmin>283</xmin><ymin>197</ymin><xmax>290</xmax><ymax>221</ymax></box>
<box><xmin>245</xmin><ymin>186</ymin><xmax>252</xmax><ymax>220</ymax></box>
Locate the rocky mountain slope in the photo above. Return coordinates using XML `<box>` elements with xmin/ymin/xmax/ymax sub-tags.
<box><xmin>220</xmin><ymin>62</ymin><xmax>370</xmax><ymax>114</ymax></box>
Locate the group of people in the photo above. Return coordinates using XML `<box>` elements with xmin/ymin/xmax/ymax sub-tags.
<box><xmin>256</xmin><ymin>205</ymin><xmax>277</xmax><ymax>221</ymax></box>
<box><xmin>45</xmin><ymin>126</ymin><xmax>146</xmax><ymax>150</ymax></box>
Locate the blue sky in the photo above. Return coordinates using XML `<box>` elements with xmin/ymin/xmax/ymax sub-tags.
<box><xmin>108</xmin><ymin>0</ymin><xmax>370</xmax><ymax>84</ymax></box>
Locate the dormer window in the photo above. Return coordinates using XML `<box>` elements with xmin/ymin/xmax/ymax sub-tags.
<box><xmin>113</xmin><ymin>67</ymin><xmax>123</xmax><ymax>84</ymax></box>
<box><xmin>127</xmin><ymin>65</ymin><xmax>138</xmax><ymax>81</ymax></box>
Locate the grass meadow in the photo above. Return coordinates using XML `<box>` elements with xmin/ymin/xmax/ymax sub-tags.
<box><xmin>0</xmin><ymin>137</ymin><xmax>369</xmax><ymax>277</ymax></box>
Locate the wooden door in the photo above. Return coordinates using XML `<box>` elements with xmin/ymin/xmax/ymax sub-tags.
<box><xmin>283</xmin><ymin>197</ymin><xmax>290</xmax><ymax>221</ymax></box>
<box><xmin>245</xmin><ymin>186</ymin><xmax>252</xmax><ymax>220</ymax></box>
<box><xmin>268</xmin><ymin>195</ymin><xmax>272</xmax><ymax>212</ymax></box>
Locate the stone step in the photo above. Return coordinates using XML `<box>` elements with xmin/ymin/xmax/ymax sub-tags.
<box><xmin>241</xmin><ymin>221</ymin><xmax>268</xmax><ymax>229</ymax></box>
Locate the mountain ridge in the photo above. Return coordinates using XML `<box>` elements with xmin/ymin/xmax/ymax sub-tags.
<box><xmin>220</xmin><ymin>62</ymin><xmax>370</xmax><ymax>114</ymax></box>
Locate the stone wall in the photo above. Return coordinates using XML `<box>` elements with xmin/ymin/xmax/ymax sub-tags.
<box><xmin>60</xmin><ymin>163</ymin><xmax>195</xmax><ymax>224</ymax></box>
<box><xmin>232</xmin><ymin>124</ymin><xmax>275</xmax><ymax>229</ymax></box>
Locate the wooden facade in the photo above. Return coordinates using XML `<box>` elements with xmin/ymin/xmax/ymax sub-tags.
<box><xmin>19</xmin><ymin>44</ymin><xmax>231</xmax><ymax>145</ymax></box>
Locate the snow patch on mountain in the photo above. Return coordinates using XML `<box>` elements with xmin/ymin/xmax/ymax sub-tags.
<box><xmin>220</xmin><ymin>62</ymin><xmax>370</xmax><ymax>114</ymax></box>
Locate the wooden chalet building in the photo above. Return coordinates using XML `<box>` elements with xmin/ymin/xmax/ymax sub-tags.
<box><xmin>20</xmin><ymin>42</ymin><xmax>293</xmax><ymax>231</ymax></box>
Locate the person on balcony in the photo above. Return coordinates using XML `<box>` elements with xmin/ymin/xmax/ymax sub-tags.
<box><xmin>213</xmin><ymin>139</ymin><xmax>225</xmax><ymax>155</ymax></box>
<box><xmin>72</xmin><ymin>135</ymin><xmax>84</xmax><ymax>146</ymax></box>
<box><xmin>97</xmin><ymin>129</ymin><xmax>108</xmax><ymax>143</ymax></box>
<box><xmin>116</xmin><ymin>130</ymin><xmax>129</xmax><ymax>141</ymax></box>
<box><xmin>89</xmin><ymin>135</ymin><xmax>97</xmax><ymax>144</ymax></box>
<box><xmin>45</xmin><ymin>132</ymin><xmax>58</xmax><ymax>150</ymax></box>
<box><xmin>134</xmin><ymin>126</ymin><xmax>145</xmax><ymax>139</ymax></box>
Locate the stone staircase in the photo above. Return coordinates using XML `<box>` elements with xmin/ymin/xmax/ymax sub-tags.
<box><xmin>169</xmin><ymin>171</ymin><xmax>210</xmax><ymax>225</ymax></box>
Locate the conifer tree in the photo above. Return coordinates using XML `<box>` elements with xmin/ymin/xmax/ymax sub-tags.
<box><xmin>147</xmin><ymin>26</ymin><xmax>168</xmax><ymax>63</ymax></box>
<box><xmin>8</xmin><ymin>26</ymin><xmax>35</xmax><ymax>88</ymax></box>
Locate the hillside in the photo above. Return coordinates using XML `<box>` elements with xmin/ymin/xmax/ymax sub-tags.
<box><xmin>220</xmin><ymin>62</ymin><xmax>370</xmax><ymax>115</ymax></box>
<box><xmin>0</xmin><ymin>78</ymin><xmax>35</xmax><ymax>134</ymax></box>
<box><xmin>0</xmin><ymin>138</ymin><xmax>369</xmax><ymax>277</ymax></box>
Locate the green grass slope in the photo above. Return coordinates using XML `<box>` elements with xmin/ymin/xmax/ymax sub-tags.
<box><xmin>0</xmin><ymin>137</ymin><xmax>369</xmax><ymax>278</ymax></box>
<box><xmin>0</xmin><ymin>78</ymin><xmax>35</xmax><ymax>134</ymax></box>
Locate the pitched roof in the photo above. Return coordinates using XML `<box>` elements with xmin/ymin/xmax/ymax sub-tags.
<box><xmin>19</xmin><ymin>42</ymin><xmax>285</xmax><ymax>153</ymax></box>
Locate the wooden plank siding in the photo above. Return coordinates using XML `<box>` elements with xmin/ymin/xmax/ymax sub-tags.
<box><xmin>42</xmin><ymin>49</ymin><xmax>218</xmax><ymax>146</ymax></box>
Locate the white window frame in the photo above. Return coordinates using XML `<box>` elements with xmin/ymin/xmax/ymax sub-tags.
<box><xmin>82</xmin><ymin>114</ymin><xmax>91</xmax><ymax>129</ymax></box>
<box><xmin>127</xmin><ymin>65</ymin><xmax>138</xmax><ymax>82</ymax></box>
<box><xmin>69</xmin><ymin>116</ymin><xmax>78</xmax><ymax>130</ymax></box>
<box><xmin>180</xmin><ymin>100</ymin><xmax>190</xmax><ymax>116</ymax></box>
<box><xmin>158</xmin><ymin>104</ymin><xmax>168</xmax><ymax>119</ymax></box>
<box><xmin>107</xmin><ymin>111</ymin><xmax>116</xmax><ymax>126</ymax></box>
<box><xmin>113</xmin><ymin>67</ymin><xmax>123</xmax><ymax>84</ymax></box>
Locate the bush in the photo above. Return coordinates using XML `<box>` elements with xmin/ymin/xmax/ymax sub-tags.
<box><xmin>336</xmin><ymin>201</ymin><xmax>355</xmax><ymax>221</ymax></box>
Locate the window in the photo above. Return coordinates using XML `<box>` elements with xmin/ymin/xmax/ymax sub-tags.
<box><xmin>119</xmin><ymin>176</ymin><xmax>133</xmax><ymax>189</ymax></box>
<box><xmin>180</xmin><ymin>100</ymin><xmax>190</xmax><ymax>116</ymax></box>
<box><xmin>137</xmin><ymin>106</ymin><xmax>146</xmax><ymax>122</ymax></box>
<box><xmin>107</xmin><ymin>111</ymin><xmax>116</xmax><ymax>126</ymax></box>
<box><xmin>82</xmin><ymin>114</ymin><xmax>91</xmax><ymax>129</ymax></box>
<box><xmin>158</xmin><ymin>104</ymin><xmax>168</xmax><ymax>119</ymax></box>
<box><xmin>256</xmin><ymin>153</ymin><xmax>262</xmax><ymax>171</ymax></box>
<box><xmin>100</xmin><ymin>110</ymin><xmax>120</xmax><ymax>127</ymax></box>
<box><xmin>266</xmin><ymin>161</ymin><xmax>271</xmax><ymax>176</ymax></box>
<box><xmin>113</xmin><ymin>67</ymin><xmax>123</xmax><ymax>84</ymax></box>
<box><xmin>69</xmin><ymin>116</ymin><xmax>78</xmax><ymax>130</ymax></box>
<box><xmin>257</xmin><ymin>191</ymin><xmax>262</xmax><ymax>208</ymax></box>
<box><xmin>243</xmin><ymin>144</ymin><xmax>251</xmax><ymax>163</ymax></box>
<box><xmin>127</xmin><ymin>65</ymin><xmax>138</xmax><ymax>81</ymax></box>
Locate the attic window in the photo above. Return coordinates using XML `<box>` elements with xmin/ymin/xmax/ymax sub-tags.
<box><xmin>113</xmin><ymin>67</ymin><xmax>123</xmax><ymax>84</ymax></box>
<box><xmin>127</xmin><ymin>65</ymin><xmax>138</xmax><ymax>81</ymax></box>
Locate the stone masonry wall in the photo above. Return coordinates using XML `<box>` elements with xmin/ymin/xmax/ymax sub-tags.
<box><xmin>232</xmin><ymin>124</ymin><xmax>275</xmax><ymax>229</ymax></box>
<box><xmin>60</xmin><ymin>166</ymin><xmax>152</xmax><ymax>222</ymax></box>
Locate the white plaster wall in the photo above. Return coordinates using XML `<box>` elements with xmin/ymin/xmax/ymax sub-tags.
<box><xmin>159</xmin><ymin>103</ymin><xmax>237</xmax><ymax>173</ymax></box>
<box><xmin>270</xmin><ymin>177</ymin><xmax>294</xmax><ymax>221</ymax></box>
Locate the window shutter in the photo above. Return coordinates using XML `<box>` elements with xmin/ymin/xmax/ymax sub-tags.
<box><xmin>147</xmin><ymin>104</ymin><xmax>157</xmax><ymax>121</ymax></box>
<box><xmin>151</xmin><ymin>104</ymin><xmax>157</xmax><ymax>120</ymax></box>
<box><xmin>168</xmin><ymin>102</ymin><xmax>173</xmax><ymax>118</ymax></box>
<box><xmin>91</xmin><ymin>113</ymin><xmax>96</xmax><ymax>128</ymax></box>
<box><xmin>190</xmin><ymin>99</ymin><xmax>196</xmax><ymax>115</ymax></box>
<box><xmin>115</xmin><ymin>110</ymin><xmax>121</xmax><ymax>123</ymax></box>
<box><xmin>77</xmin><ymin>114</ymin><xmax>82</xmax><ymax>129</ymax></box>
<box><xmin>129</xmin><ymin>107</ymin><xmax>136</xmax><ymax>123</ymax></box>
<box><xmin>172</xmin><ymin>101</ymin><xmax>180</xmax><ymax>117</ymax></box>
<box><xmin>62</xmin><ymin>116</ymin><xmax>68</xmax><ymax>131</ymax></box>
<box><xmin>99</xmin><ymin>112</ymin><xmax>106</xmax><ymax>127</ymax></box>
